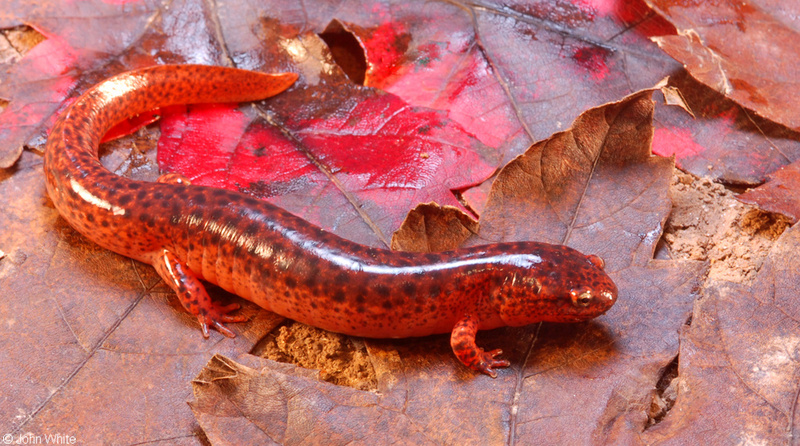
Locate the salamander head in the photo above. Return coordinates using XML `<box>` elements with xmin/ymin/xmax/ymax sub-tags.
<box><xmin>493</xmin><ymin>246</ymin><xmax>618</xmax><ymax>326</ymax></box>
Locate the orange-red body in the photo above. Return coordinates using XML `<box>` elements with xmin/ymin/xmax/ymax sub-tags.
<box><xmin>43</xmin><ymin>65</ymin><xmax>617</xmax><ymax>377</ymax></box>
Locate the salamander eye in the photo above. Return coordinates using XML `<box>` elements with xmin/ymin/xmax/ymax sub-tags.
<box><xmin>587</xmin><ymin>254</ymin><xmax>605</xmax><ymax>269</ymax></box>
<box><xmin>571</xmin><ymin>290</ymin><xmax>593</xmax><ymax>307</ymax></box>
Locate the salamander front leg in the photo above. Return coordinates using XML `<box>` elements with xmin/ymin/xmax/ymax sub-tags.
<box><xmin>450</xmin><ymin>314</ymin><xmax>510</xmax><ymax>378</ymax></box>
<box><xmin>152</xmin><ymin>249</ymin><xmax>247</xmax><ymax>337</ymax></box>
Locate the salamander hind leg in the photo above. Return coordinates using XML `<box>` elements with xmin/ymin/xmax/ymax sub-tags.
<box><xmin>450</xmin><ymin>314</ymin><xmax>510</xmax><ymax>378</ymax></box>
<box><xmin>152</xmin><ymin>249</ymin><xmax>247</xmax><ymax>337</ymax></box>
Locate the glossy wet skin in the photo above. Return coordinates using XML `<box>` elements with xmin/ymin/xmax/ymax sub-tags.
<box><xmin>43</xmin><ymin>65</ymin><xmax>618</xmax><ymax>377</ymax></box>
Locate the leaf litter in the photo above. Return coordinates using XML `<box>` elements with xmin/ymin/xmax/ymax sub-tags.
<box><xmin>1</xmin><ymin>0</ymin><xmax>799</xmax><ymax>444</ymax></box>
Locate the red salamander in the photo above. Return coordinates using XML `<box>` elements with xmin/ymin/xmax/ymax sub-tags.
<box><xmin>43</xmin><ymin>65</ymin><xmax>618</xmax><ymax>377</ymax></box>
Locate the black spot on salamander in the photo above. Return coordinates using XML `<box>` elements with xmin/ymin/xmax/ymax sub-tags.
<box><xmin>355</xmin><ymin>295</ymin><xmax>366</xmax><ymax>304</ymax></box>
<box><xmin>193</xmin><ymin>193</ymin><xmax>206</xmax><ymax>205</ymax></box>
<box><xmin>402</xmin><ymin>282</ymin><xmax>417</xmax><ymax>296</ymax></box>
<box><xmin>136</xmin><ymin>190</ymin><xmax>147</xmax><ymax>200</ymax></box>
<box><xmin>374</xmin><ymin>284</ymin><xmax>390</xmax><ymax>297</ymax></box>
<box><xmin>332</xmin><ymin>290</ymin><xmax>346</xmax><ymax>303</ymax></box>
<box><xmin>285</xmin><ymin>277</ymin><xmax>297</xmax><ymax>288</ymax></box>
<box><xmin>303</xmin><ymin>274</ymin><xmax>317</xmax><ymax>288</ymax></box>
<box><xmin>86</xmin><ymin>213</ymin><xmax>95</xmax><ymax>222</ymax></box>
<box><xmin>381</xmin><ymin>300</ymin><xmax>393</xmax><ymax>310</ymax></box>
<box><xmin>334</xmin><ymin>272</ymin><xmax>348</xmax><ymax>285</ymax></box>
<box><xmin>117</xmin><ymin>194</ymin><xmax>132</xmax><ymax>206</ymax></box>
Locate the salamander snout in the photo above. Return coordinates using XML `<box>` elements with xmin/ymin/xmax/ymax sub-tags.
<box><xmin>495</xmin><ymin>249</ymin><xmax>618</xmax><ymax>326</ymax></box>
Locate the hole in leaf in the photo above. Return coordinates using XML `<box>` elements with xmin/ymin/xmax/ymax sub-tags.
<box><xmin>319</xmin><ymin>21</ymin><xmax>367</xmax><ymax>85</ymax></box>
<box><xmin>2</xmin><ymin>25</ymin><xmax>45</xmax><ymax>56</ymax></box>
<box><xmin>646</xmin><ymin>354</ymin><xmax>680</xmax><ymax>428</ymax></box>
<box><xmin>252</xmin><ymin>320</ymin><xmax>378</xmax><ymax>391</ymax></box>
<box><xmin>740</xmin><ymin>208</ymin><xmax>791</xmax><ymax>240</ymax></box>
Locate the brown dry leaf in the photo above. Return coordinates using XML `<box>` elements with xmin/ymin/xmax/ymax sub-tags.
<box><xmin>646</xmin><ymin>0</ymin><xmax>800</xmax><ymax>131</ymax></box>
<box><xmin>660</xmin><ymin>83</ymin><xmax>694</xmax><ymax>117</ymax></box>
<box><xmin>390</xmin><ymin>202</ymin><xmax>479</xmax><ymax>252</ymax></box>
<box><xmin>642</xmin><ymin>222</ymin><xmax>800</xmax><ymax>443</ymax></box>
<box><xmin>190</xmin><ymin>355</ymin><xmax>431</xmax><ymax>445</ymax></box>
<box><xmin>477</xmin><ymin>88</ymin><xmax>671</xmax><ymax>272</ymax></box>
<box><xmin>738</xmin><ymin>160</ymin><xmax>800</xmax><ymax>224</ymax></box>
